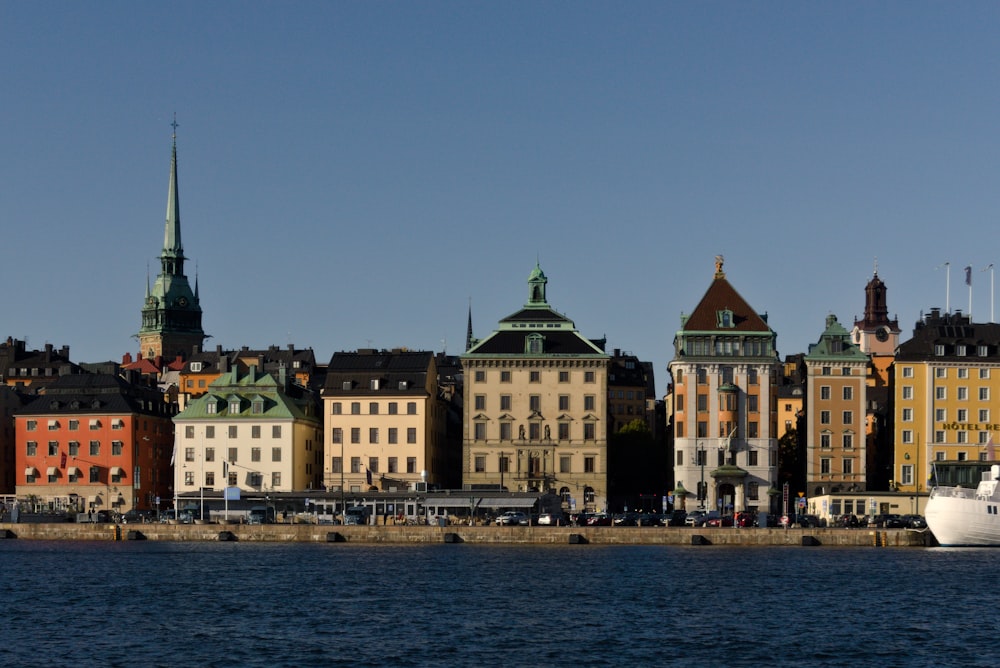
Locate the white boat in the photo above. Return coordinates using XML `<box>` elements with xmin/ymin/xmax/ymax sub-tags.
<box><xmin>925</xmin><ymin>464</ymin><xmax>1000</xmax><ymax>546</ymax></box>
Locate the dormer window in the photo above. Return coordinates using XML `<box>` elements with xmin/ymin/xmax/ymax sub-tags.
<box><xmin>526</xmin><ymin>333</ymin><xmax>544</xmax><ymax>355</ymax></box>
<box><xmin>190</xmin><ymin>362</ymin><xmax>203</xmax><ymax>372</ymax></box>
<box><xmin>342</xmin><ymin>381</ymin><xmax>352</xmax><ymax>391</ymax></box>
<box><xmin>251</xmin><ymin>395</ymin><xmax>266</xmax><ymax>415</ymax></box>
<box><xmin>717</xmin><ymin>309</ymin><xmax>735</xmax><ymax>328</ymax></box>
<box><xmin>398</xmin><ymin>381</ymin><xmax>408</xmax><ymax>390</ymax></box>
<box><xmin>370</xmin><ymin>379</ymin><xmax>380</xmax><ymax>390</ymax></box>
<box><xmin>229</xmin><ymin>398</ymin><xmax>242</xmax><ymax>414</ymax></box>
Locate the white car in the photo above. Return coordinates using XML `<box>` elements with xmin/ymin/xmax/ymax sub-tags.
<box><xmin>537</xmin><ymin>513</ymin><xmax>563</xmax><ymax>526</ymax></box>
<box><xmin>495</xmin><ymin>511</ymin><xmax>529</xmax><ymax>526</ymax></box>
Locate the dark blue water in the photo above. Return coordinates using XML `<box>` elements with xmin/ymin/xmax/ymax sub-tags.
<box><xmin>0</xmin><ymin>541</ymin><xmax>995</xmax><ymax>667</ymax></box>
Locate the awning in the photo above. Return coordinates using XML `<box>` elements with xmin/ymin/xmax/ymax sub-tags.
<box><xmin>478</xmin><ymin>497</ymin><xmax>538</xmax><ymax>508</ymax></box>
<box><xmin>46</xmin><ymin>467</ymin><xmax>58</xmax><ymax>476</ymax></box>
<box><xmin>89</xmin><ymin>419</ymin><xmax>100</xmax><ymax>427</ymax></box>
<box><xmin>426</xmin><ymin>497</ymin><xmax>480</xmax><ymax>508</ymax></box>
<box><xmin>67</xmin><ymin>467</ymin><xmax>80</xmax><ymax>475</ymax></box>
<box><xmin>24</xmin><ymin>467</ymin><xmax>37</xmax><ymax>476</ymax></box>
<box><xmin>48</xmin><ymin>419</ymin><xmax>59</xmax><ymax>428</ymax></box>
<box><xmin>112</xmin><ymin>419</ymin><xmax>124</xmax><ymax>428</ymax></box>
<box><xmin>110</xmin><ymin>466</ymin><xmax>123</xmax><ymax>476</ymax></box>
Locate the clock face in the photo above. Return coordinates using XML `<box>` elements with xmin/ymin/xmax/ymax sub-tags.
<box><xmin>177</xmin><ymin>297</ymin><xmax>188</xmax><ymax>307</ymax></box>
<box><xmin>875</xmin><ymin>327</ymin><xmax>889</xmax><ymax>342</ymax></box>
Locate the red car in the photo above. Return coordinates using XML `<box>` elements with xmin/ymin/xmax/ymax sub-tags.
<box><xmin>705</xmin><ymin>514</ymin><xmax>734</xmax><ymax>527</ymax></box>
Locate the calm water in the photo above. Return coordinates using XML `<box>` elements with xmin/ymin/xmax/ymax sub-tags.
<box><xmin>0</xmin><ymin>540</ymin><xmax>995</xmax><ymax>667</ymax></box>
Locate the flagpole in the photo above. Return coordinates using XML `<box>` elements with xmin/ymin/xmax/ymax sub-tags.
<box><xmin>985</xmin><ymin>264</ymin><xmax>995</xmax><ymax>323</ymax></box>
<box><xmin>966</xmin><ymin>265</ymin><xmax>973</xmax><ymax>319</ymax></box>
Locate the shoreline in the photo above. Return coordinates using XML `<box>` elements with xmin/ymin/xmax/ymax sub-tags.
<box><xmin>0</xmin><ymin>522</ymin><xmax>934</xmax><ymax>547</ymax></box>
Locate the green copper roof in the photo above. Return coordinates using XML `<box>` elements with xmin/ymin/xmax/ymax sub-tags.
<box><xmin>805</xmin><ymin>314</ymin><xmax>868</xmax><ymax>361</ymax></box>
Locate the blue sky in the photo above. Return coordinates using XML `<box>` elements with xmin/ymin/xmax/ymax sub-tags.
<box><xmin>4</xmin><ymin>2</ymin><xmax>1000</xmax><ymax>396</ymax></box>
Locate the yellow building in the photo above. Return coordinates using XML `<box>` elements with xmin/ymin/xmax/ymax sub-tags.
<box><xmin>322</xmin><ymin>350</ymin><xmax>448</xmax><ymax>493</ymax></box>
<box><xmin>461</xmin><ymin>264</ymin><xmax>610</xmax><ymax>512</ymax></box>
<box><xmin>893</xmin><ymin>309</ymin><xmax>1000</xmax><ymax>494</ymax></box>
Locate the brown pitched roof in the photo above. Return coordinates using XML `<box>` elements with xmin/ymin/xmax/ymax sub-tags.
<box><xmin>682</xmin><ymin>274</ymin><xmax>771</xmax><ymax>333</ymax></box>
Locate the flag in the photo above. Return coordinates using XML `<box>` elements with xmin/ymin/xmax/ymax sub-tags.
<box><xmin>965</xmin><ymin>265</ymin><xmax>972</xmax><ymax>286</ymax></box>
<box><xmin>366</xmin><ymin>467</ymin><xmax>372</xmax><ymax>486</ymax></box>
<box><xmin>987</xmin><ymin>437</ymin><xmax>995</xmax><ymax>462</ymax></box>
<box><xmin>60</xmin><ymin>451</ymin><xmax>67</xmax><ymax>468</ymax></box>
<box><xmin>223</xmin><ymin>461</ymin><xmax>229</xmax><ymax>477</ymax></box>
<box><xmin>170</xmin><ymin>443</ymin><xmax>177</xmax><ymax>466</ymax></box>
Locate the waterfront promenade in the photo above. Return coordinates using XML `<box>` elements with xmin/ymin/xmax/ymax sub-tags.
<box><xmin>0</xmin><ymin>522</ymin><xmax>933</xmax><ymax>546</ymax></box>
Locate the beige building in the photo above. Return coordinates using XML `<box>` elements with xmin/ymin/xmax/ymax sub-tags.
<box><xmin>803</xmin><ymin>315</ymin><xmax>869</xmax><ymax>495</ymax></box>
<box><xmin>461</xmin><ymin>264</ymin><xmax>610</xmax><ymax>512</ymax></box>
<box><xmin>322</xmin><ymin>350</ymin><xmax>448</xmax><ymax>492</ymax></box>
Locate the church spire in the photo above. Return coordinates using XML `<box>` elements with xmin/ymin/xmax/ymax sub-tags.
<box><xmin>162</xmin><ymin>114</ymin><xmax>184</xmax><ymax>275</ymax></box>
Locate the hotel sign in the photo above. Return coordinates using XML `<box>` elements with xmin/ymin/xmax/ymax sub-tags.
<box><xmin>939</xmin><ymin>422</ymin><xmax>1000</xmax><ymax>431</ymax></box>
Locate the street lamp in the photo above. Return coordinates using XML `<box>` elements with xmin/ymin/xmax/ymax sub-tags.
<box><xmin>698</xmin><ymin>442</ymin><xmax>706</xmax><ymax>510</ymax></box>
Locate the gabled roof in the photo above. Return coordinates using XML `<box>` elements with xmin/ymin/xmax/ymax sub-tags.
<box><xmin>175</xmin><ymin>367</ymin><xmax>318</xmax><ymax>421</ymax></box>
<box><xmin>680</xmin><ymin>263</ymin><xmax>772</xmax><ymax>335</ymax></box>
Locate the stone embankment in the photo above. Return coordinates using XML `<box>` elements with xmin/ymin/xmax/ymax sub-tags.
<box><xmin>0</xmin><ymin>522</ymin><xmax>934</xmax><ymax>547</ymax></box>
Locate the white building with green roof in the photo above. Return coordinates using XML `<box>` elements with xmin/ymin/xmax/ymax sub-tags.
<box><xmin>173</xmin><ymin>365</ymin><xmax>322</xmax><ymax>503</ymax></box>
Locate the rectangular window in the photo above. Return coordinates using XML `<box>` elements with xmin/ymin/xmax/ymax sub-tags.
<box><xmin>388</xmin><ymin>428</ymin><xmax>398</xmax><ymax>444</ymax></box>
<box><xmin>388</xmin><ymin>402</ymin><xmax>398</xmax><ymax>415</ymax></box>
<box><xmin>902</xmin><ymin>366</ymin><xmax>914</xmax><ymax>378</ymax></box>
<box><xmin>558</xmin><ymin>395</ymin><xmax>569</xmax><ymax>411</ymax></box>
<box><xmin>902</xmin><ymin>386</ymin><xmax>913</xmax><ymax>400</ymax></box>
<box><xmin>407</xmin><ymin>428</ymin><xmax>417</xmax><ymax>444</ymax></box>
<box><xmin>820</xmin><ymin>411</ymin><xmax>830</xmax><ymax>424</ymax></box>
<box><xmin>980</xmin><ymin>388</ymin><xmax>991</xmax><ymax>401</ymax></box>
<box><xmin>332</xmin><ymin>428</ymin><xmax>343</xmax><ymax>444</ymax></box>
<box><xmin>351</xmin><ymin>402</ymin><xmax>361</xmax><ymax>415</ymax></box>
<box><xmin>388</xmin><ymin>457</ymin><xmax>398</xmax><ymax>473</ymax></box>
<box><xmin>475</xmin><ymin>456</ymin><xmax>486</xmax><ymax>472</ymax></box>
<box><xmin>185</xmin><ymin>471</ymin><xmax>194</xmax><ymax>486</ymax></box>
<box><xmin>820</xmin><ymin>386</ymin><xmax>831</xmax><ymax>400</ymax></box>
<box><xmin>747</xmin><ymin>395</ymin><xmax>758</xmax><ymax>413</ymax></box>
<box><xmin>821</xmin><ymin>434</ymin><xmax>831</xmax><ymax>449</ymax></box>
<box><xmin>529</xmin><ymin>423</ymin><xmax>540</xmax><ymax>440</ymax></box>
<box><xmin>842</xmin><ymin>411</ymin><xmax>853</xmax><ymax>425</ymax></box>
<box><xmin>206</xmin><ymin>426</ymin><xmax>215</xmax><ymax>439</ymax></box>
<box><xmin>351</xmin><ymin>457</ymin><xmax>361</xmax><ymax>473</ymax></box>
<box><xmin>584</xmin><ymin>371</ymin><xmax>595</xmax><ymax>383</ymax></box>
<box><xmin>406</xmin><ymin>457</ymin><xmax>416</xmax><ymax>474</ymax></box>
<box><xmin>271</xmin><ymin>472</ymin><xmax>281</xmax><ymax>488</ymax></box>
<box><xmin>697</xmin><ymin>394</ymin><xmax>708</xmax><ymax>411</ymax></box>
<box><xmin>584</xmin><ymin>395</ymin><xmax>595</xmax><ymax>411</ymax></box>
<box><xmin>332</xmin><ymin>457</ymin><xmax>342</xmax><ymax>474</ymax></box>
<box><xmin>68</xmin><ymin>419</ymin><xmax>79</xmax><ymax>431</ymax></box>
<box><xmin>957</xmin><ymin>387</ymin><xmax>968</xmax><ymax>401</ymax></box>
<box><xmin>530</xmin><ymin>371</ymin><xmax>540</xmax><ymax>383</ymax></box>
<box><xmin>747</xmin><ymin>421</ymin><xmax>758</xmax><ymax>438</ymax></box>
<box><xmin>558</xmin><ymin>423</ymin><xmax>569</xmax><ymax>440</ymax></box>
<box><xmin>185</xmin><ymin>447</ymin><xmax>195</xmax><ymax>462</ymax></box>
<box><xmin>47</xmin><ymin>441</ymin><xmax>58</xmax><ymax>456</ymax></box>
<box><xmin>584</xmin><ymin>423</ymin><xmax>595</xmax><ymax>440</ymax></box>
<box><xmin>111</xmin><ymin>441</ymin><xmax>123</xmax><ymax>456</ymax></box>
<box><xmin>272</xmin><ymin>425</ymin><xmax>281</xmax><ymax>439</ymax></box>
<box><xmin>68</xmin><ymin>441</ymin><xmax>79</xmax><ymax>456</ymax></box>
<box><xmin>369</xmin><ymin>402</ymin><xmax>379</xmax><ymax>415</ymax></box>
<box><xmin>205</xmin><ymin>447</ymin><xmax>215</xmax><ymax>462</ymax></box>
<box><xmin>500</xmin><ymin>395</ymin><xmax>512</xmax><ymax>411</ymax></box>
<box><xmin>559</xmin><ymin>371</ymin><xmax>569</xmax><ymax>383</ymax></box>
<box><xmin>474</xmin><ymin>395</ymin><xmax>485</xmax><ymax>410</ymax></box>
<box><xmin>500</xmin><ymin>371</ymin><xmax>511</xmax><ymax>383</ymax></box>
<box><xmin>251</xmin><ymin>447</ymin><xmax>261</xmax><ymax>462</ymax></box>
<box><xmin>90</xmin><ymin>441</ymin><xmax>100</xmax><ymax>456</ymax></box>
<box><xmin>748</xmin><ymin>450</ymin><xmax>758</xmax><ymax>466</ymax></box>
<box><xmin>821</xmin><ymin>458</ymin><xmax>831</xmax><ymax>474</ymax></box>
<box><xmin>475</xmin><ymin>370</ymin><xmax>485</xmax><ymax>382</ymax></box>
<box><xmin>584</xmin><ymin>456</ymin><xmax>595</xmax><ymax>473</ymax></box>
<box><xmin>369</xmin><ymin>428</ymin><xmax>379</xmax><ymax>444</ymax></box>
<box><xmin>26</xmin><ymin>420</ymin><xmax>37</xmax><ymax>431</ymax></box>
<box><xmin>902</xmin><ymin>408</ymin><xmax>913</xmax><ymax>422</ymax></box>
<box><xmin>205</xmin><ymin>471</ymin><xmax>215</xmax><ymax>487</ymax></box>
<box><xmin>26</xmin><ymin>441</ymin><xmax>37</xmax><ymax>456</ymax></box>
<box><xmin>474</xmin><ymin>423</ymin><xmax>486</xmax><ymax>440</ymax></box>
<box><xmin>332</xmin><ymin>402</ymin><xmax>342</xmax><ymax>415</ymax></box>
<box><xmin>228</xmin><ymin>447</ymin><xmax>238</xmax><ymax>462</ymax></box>
<box><xmin>843</xmin><ymin>433</ymin><xmax>854</xmax><ymax>449</ymax></box>
<box><xmin>185</xmin><ymin>425</ymin><xmax>195</xmax><ymax>439</ymax></box>
<box><xmin>272</xmin><ymin>447</ymin><xmax>281</xmax><ymax>462</ymax></box>
<box><xmin>843</xmin><ymin>386</ymin><xmax>853</xmax><ymax>401</ymax></box>
<box><xmin>901</xmin><ymin>464</ymin><xmax>914</xmax><ymax>485</ymax></box>
<box><xmin>251</xmin><ymin>425</ymin><xmax>261</xmax><ymax>439</ymax></box>
<box><xmin>368</xmin><ymin>457</ymin><xmax>378</xmax><ymax>473</ymax></box>
<box><xmin>677</xmin><ymin>451</ymin><xmax>684</xmax><ymax>466</ymax></box>
<box><xmin>935</xmin><ymin>387</ymin><xmax>946</xmax><ymax>401</ymax></box>
<box><xmin>228</xmin><ymin>425</ymin><xmax>238</xmax><ymax>439</ymax></box>
<box><xmin>980</xmin><ymin>409</ymin><xmax>990</xmax><ymax>422</ymax></box>
<box><xmin>351</xmin><ymin>428</ymin><xmax>360</xmax><ymax>444</ymax></box>
<box><xmin>407</xmin><ymin>402</ymin><xmax>417</xmax><ymax>415</ymax></box>
<box><xmin>529</xmin><ymin>395</ymin><xmax>541</xmax><ymax>412</ymax></box>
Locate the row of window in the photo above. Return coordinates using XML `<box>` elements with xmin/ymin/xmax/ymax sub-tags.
<box><xmin>819</xmin><ymin>433</ymin><xmax>855</xmax><ymax>449</ymax></box>
<box><xmin>331</xmin><ymin>427</ymin><xmax>419</xmax><ymax>445</ymax></box>
<box><xmin>181</xmin><ymin>425</ymin><xmax>282</xmax><ymax>439</ymax></box>
<box><xmin>24</xmin><ymin>465</ymin><xmax>125</xmax><ymax>484</ymax></box>
<box><xmin>330</xmin><ymin>456</ymin><xmax>419</xmax><ymax>475</ymax></box>
<box><xmin>899</xmin><ymin>429</ymin><xmax>995</xmax><ymax>445</ymax></box>
<box><xmin>471</xmin><ymin>454</ymin><xmax>597</xmax><ymax>474</ymax></box>
<box><xmin>819</xmin><ymin>458</ymin><xmax>857</xmax><ymax>474</ymax></box>
<box><xmin>472</xmin><ymin>394</ymin><xmax>598</xmax><ymax>412</ymax></box>
<box><xmin>183</xmin><ymin>446</ymin><xmax>282</xmax><ymax>464</ymax></box>
<box><xmin>675</xmin><ymin>421</ymin><xmax>762</xmax><ymax>439</ymax></box>
<box><xmin>330</xmin><ymin>401</ymin><xmax>418</xmax><ymax>415</ymax></box>
<box><xmin>184</xmin><ymin>470</ymin><xmax>279</xmax><ymax>488</ymax></box>
<box><xmin>819</xmin><ymin>410</ymin><xmax>854</xmax><ymax>425</ymax></box>
<box><xmin>901</xmin><ymin>408</ymin><xmax>992</xmax><ymax>423</ymax></box>
<box><xmin>472</xmin><ymin>370</ymin><xmax>598</xmax><ymax>384</ymax></box>
<box><xmin>677</xmin><ymin>394</ymin><xmax>762</xmax><ymax>412</ymax></box>
<box><xmin>676</xmin><ymin>367</ymin><xmax>762</xmax><ymax>385</ymax></box>
<box><xmin>818</xmin><ymin>386</ymin><xmax>856</xmax><ymax>400</ymax></box>
<box><xmin>681</xmin><ymin>338</ymin><xmax>772</xmax><ymax>357</ymax></box>
<box><xmin>900</xmin><ymin>366</ymin><xmax>992</xmax><ymax>378</ymax></box>
<box><xmin>472</xmin><ymin>421</ymin><xmax>597</xmax><ymax>441</ymax></box>
<box><xmin>26</xmin><ymin>419</ymin><xmax>124</xmax><ymax>431</ymax></box>
<box><xmin>899</xmin><ymin>386</ymin><xmax>992</xmax><ymax>401</ymax></box>
<box><xmin>678</xmin><ymin>449</ymin><xmax>763</xmax><ymax>467</ymax></box>
<box><xmin>26</xmin><ymin>440</ymin><xmax>124</xmax><ymax>457</ymax></box>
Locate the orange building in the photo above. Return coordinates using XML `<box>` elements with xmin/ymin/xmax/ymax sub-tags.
<box><xmin>15</xmin><ymin>372</ymin><xmax>176</xmax><ymax>514</ymax></box>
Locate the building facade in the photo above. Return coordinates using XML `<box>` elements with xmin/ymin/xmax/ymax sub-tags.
<box><xmin>14</xmin><ymin>372</ymin><xmax>176</xmax><ymax>514</ymax></box>
<box><xmin>669</xmin><ymin>257</ymin><xmax>781</xmax><ymax>516</ymax></box>
<box><xmin>322</xmin><ymin>350</ymin><xmax>448</xmax><ymax>492</ymax></box>
<box><xmin>137</xmin><ymin>126</ymin><xmax>205</xmax><ymax>361</ymax></box>
<box><xmin>893</xmin><ymin>309</ymin><xmax>1000</xmax><ymax>494</ymax></box>
<box><xmin>461</xmin><ymin>264</ymin><xmax>610</xmax><ymax>512</ymax></box>
<box><xmin>172</xmin><ymin>366</ymin><xmax>322</xmax><ymax>505</ymax></box>
<box><xmin>803</xmin><ymin>314</ymin><xmax>869</xmax><ymax>495</ymax></box>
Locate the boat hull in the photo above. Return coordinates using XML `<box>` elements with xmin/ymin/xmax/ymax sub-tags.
<box><xmin>925</xmin><ymin>487</ymin><xmax>1000</xmax><ymax>546</ymax></box>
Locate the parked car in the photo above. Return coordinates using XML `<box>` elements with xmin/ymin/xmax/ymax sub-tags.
<box><xmin>684</xmin><ymin>510</ymin><xmax>707</xmax><ymax>527</ymax></box>
<box><xmin>121</xmin><ymin>509</ymin><xmax>154</xmax><ymax>524</ymax></box>
<box><xmin>902</xmin><ymin>514</ymin><xmax>927</xmax><ymax>529</ymax></box>
<box><xmin>879</xmin><ymin>514</ymin><xmax>906</xmax><ymax>528</ymax></box>
<box><xmin>705</xmin><ymin>514</ymin><xmax>734</xmax><ymax>527</ymax></box>
<box><xmin>585</xmin><ymin>513</ymin><xmax>612</xmax><ymax>526</ymax></box>
<box><xmin>495</xmin><ymin>511</ymin><xmax>529</xmax><ymax>526</ymax></box>
<box><xmin>735</xmin><ymin>511</ymin><xmax>755</xmax><ymax>527</ymax></box>
<box><xmin>795</xmin><ymin>514</ymin><xmax>822</xmax><ymax>528</ymax></box>
<box><xmin>613</xmin><ymin>512</ymin><xmax>639</xmax><ymax>526</ymax></box>
<box><xmin>839</xmin><ymin>514</ymin><xmax>860</xmax><ymax>528</ymax></box>
<box><xmin>664</xmin><ymin>510</ymin><xmax>687</xmax><ymax>527</ymax></box>
<box><xmin>537</xmin><ymin>512</ymin><xmax>563</xmax><ymax>526</ymax></box>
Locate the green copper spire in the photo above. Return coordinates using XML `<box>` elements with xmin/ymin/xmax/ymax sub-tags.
<box><xmin>162</xmin><ymin>115</ymin><xmax>184</xmax><ymax>274</ymax></box>
<box><xmin>526</xmin><ymin>261</ymin><xmax>548</xmax><ymax>306</ymax></box>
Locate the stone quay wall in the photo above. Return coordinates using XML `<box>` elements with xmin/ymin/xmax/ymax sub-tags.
<box><xmin>0</xmin><ymin>522</ymin><xmax>933</xmax><ymax>547</ymax></box>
